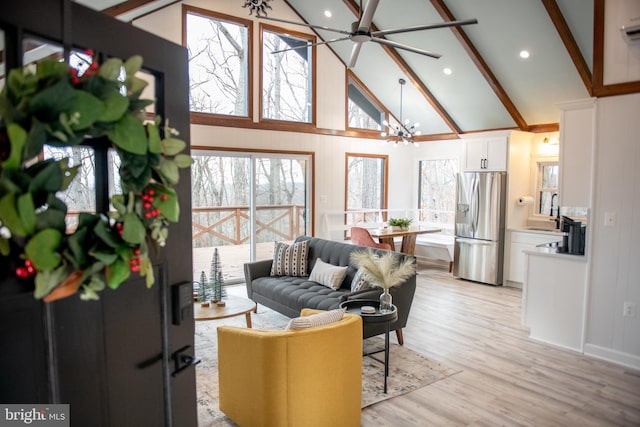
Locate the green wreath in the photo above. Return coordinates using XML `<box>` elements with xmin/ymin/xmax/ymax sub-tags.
<box><xmin>0</xmin><ymin>52</ymin><xmax>192</xmax><ymax>302</ymax></box>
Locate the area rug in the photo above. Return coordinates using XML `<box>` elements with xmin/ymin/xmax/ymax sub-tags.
<box><xmin>195</xmin><ymin>306</ymin><xmax>460</xmax><ymax>426</ymax></box>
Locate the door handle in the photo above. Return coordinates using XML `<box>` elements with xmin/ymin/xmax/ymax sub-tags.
<box><xmin>171</xmin><ymin>345</ymin><xmax>201</xmax><ymax>377</ymax></box>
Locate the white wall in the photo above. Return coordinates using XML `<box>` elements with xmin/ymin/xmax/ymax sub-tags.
<box><xmin>584</xmin><ymin>92</ymin><xmax>640</xmax><ymax>368</ymax></box>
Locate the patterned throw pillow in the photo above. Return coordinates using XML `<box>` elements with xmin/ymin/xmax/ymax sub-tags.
<box><xmin>308</xmin><ymin>259</ymin><xmax>348</xmax><ymax>290</ymax></box>
<box><xmin>270</xmin><ymin>240</ymin><xmax>310</xmax><ymax>277</ymax></box>
<box><xmin>285</xmin><ymin>308</ymin><xmax>346</xmax><ymax>330</ymax></box>
<box><xmin>350</xmin><ymin>267</ymin><xmax>374</xmax><ymax>292</ymax></box>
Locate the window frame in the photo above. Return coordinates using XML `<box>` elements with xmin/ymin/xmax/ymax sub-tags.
<box><xmin>182</xmin><ymin>5</ymin><xmax>254</xmax><ymax>125</ymax></box>
<box><xmin>345</xmin><ymin>71</ymin><xmax>387</xmax><ymax>134</ymax></box>
<box><xmin>531</xmin><ymin>156</ymin><xmax>559</xmax><ymax>217</ymax></box>
<box><xmin>344</xmin><ymin>153</ymin><xmax>389</xmax><ymax>236</ymax></box>
<box><xmin>259</xmin><ymin>23</ymin><xmax>316</xmax><ymax>127</ymax></box>
<box><xmin>417</xmin><ymin>158</ymin><xmax>458</xmax><ymax>233</ymax></box>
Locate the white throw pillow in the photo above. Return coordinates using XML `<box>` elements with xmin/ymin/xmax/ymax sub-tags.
<box><xmin>308</xmin><ymin>258</ymin><xmax>348</xmax><ymax>290</ymax></box>
<box><xmin>270</xmin><ymin>240</ymin><xmax>309</xmax><ymax>277</ymax></box>
<box><xmin>350</xmin><ymin>267</ymin><xmax>373</xmax><ymax>292</ymax></box>
<box><xmin>285</xmin><ymin>308</ymin><xmax>346</xmax><ymax>330</ymax></box>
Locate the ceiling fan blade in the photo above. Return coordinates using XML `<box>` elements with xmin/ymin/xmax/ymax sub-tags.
<box><xmin>258</xmin><ymin>15</ymin><xmax>351</xmax><ymax>36</ymax></box>
<box><xmin>357</xmin><ymin>0</ymin><xmax>380</xmax><ymax>32</ymax></box>
<box><xmin>271</xmin><ymin>36</ymin><xmax>351</xmax><ymax>54</ymax></box>
<box><xmin>372</xmin><ymin>38</ymin><xmax>441</xmax><ymax>59</ymax></box>
<box><xmin>347</xmin><ymin>42</ymin><xmax>364</xmax><ymax>68</ymax></box>
<box><xmin>372</xmin><ymin>18</ymin><xmax>478</xmax><ymax>37</ymax></box>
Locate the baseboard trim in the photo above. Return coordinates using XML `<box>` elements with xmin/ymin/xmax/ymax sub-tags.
<box><xmin>584</xmin><ymin>343</ymin><xmax>640</xmax><ymax>370</ymax></box>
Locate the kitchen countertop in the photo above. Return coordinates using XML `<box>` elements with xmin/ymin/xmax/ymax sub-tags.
<box><xmin>508</xmin><ymin>226</ymin><xmax>566</xmax><ymax>236</ymax></box>
<box><xmin>511</xmin><ymin>226</ymin><xmax>587</xmax><ymax>262</ymax></box>
<box><xmin>523</xmin><ymin>246</ymin><xmax>587</xmax><ymax>262</ymax></box>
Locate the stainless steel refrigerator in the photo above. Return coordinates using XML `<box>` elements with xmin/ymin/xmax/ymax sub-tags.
<box><xmin>453</xmin><ymin>171</ymin><xmax>507</xmax><ymax>285</ymax></box>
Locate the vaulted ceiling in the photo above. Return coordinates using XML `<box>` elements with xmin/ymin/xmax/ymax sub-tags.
<box><xmin>82</xmin><ymin>0</ymin><xmax>599</xmax><ymax>140</ymax></box>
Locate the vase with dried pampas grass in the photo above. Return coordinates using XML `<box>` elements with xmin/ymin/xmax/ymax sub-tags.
<box><xmin>350</xmin><ymin>250</ymin><xmax>415</xmax><ymax>312</ymax></box>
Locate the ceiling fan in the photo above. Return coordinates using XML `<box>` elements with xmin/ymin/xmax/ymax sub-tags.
<box><xmin>257</xmin><ymin>0</ymin><xmax>477</xmax><ymax>68</ymax></box>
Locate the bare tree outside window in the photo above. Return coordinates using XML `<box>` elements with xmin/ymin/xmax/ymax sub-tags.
<box><xmin>191</xmin><ymin>152</ymin><xmax>310</xmax><ymax>282</ymax></box>
<box><xmin>346</xmin><ymin>155</ymin><xmax>387</xmax><ymax>226</ymax></box>
<box><xmin>186</xmin><ymin>11</ymin><xmax>249</xmax><ymax>116</ymax></box>
<box><xmin>262</xmin><ymin>30</ymin><xmax>312</xmax><ymax>122</ymax></box>
<box><xmin>418</xmin><ymin>159</ymin><xmax>457</xmax><ymax>233</ymax></box>
<box><xmin>347</xmin><ymin>99</ymin><xmax>382</xmax><ymax>130</ymax></box>
<box><xmin>347</xmin><ymin>80</ymin><xmax>383</xmax><ymax>131</ymax></box>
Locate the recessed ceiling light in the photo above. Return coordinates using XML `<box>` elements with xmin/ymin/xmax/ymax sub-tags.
<box><xmin>324</xmin><ymin>10</ymin><xmax>332</xmax><ymax>18</ymax></box>
<box><xmin>443</xmin><ymin>67</ymin><xmax>452</xmax><ymax>75</ymax></box>
<box><xmin>519</xmin><ymin>50</ymin><xmax>530</xmax><ymax>59</ymax></box>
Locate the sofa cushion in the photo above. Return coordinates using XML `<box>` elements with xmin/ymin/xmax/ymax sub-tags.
<box><xmin>285</xmin><ymin>308</ymin><xmax>346</xmax><ymax>330</ymax></box>
<box><xmin>308</xmin><ymin>259</ymin><xmax>348</xmax><ymax>290</ymax></box>
<box><xmin>270</xmin><ymin>240</ymin><xmax>309</xmax><ymax>277</ymax></box>
<box><xmin>251</xmin><ymin>276</ymin><xmax>348</xmax><ymax>313</ymax></box>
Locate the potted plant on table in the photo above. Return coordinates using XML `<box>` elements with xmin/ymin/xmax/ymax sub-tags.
<box><xmin>350</xmin><ymin>250</ymin><xmax>415</xmax><ymax>313</ymax></box>
<box><xmin>388</xmin><ymin>217</ymin><xmax>412</xmax><ymax>231</ymax></box>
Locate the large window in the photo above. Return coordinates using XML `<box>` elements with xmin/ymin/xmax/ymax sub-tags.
<box><xmin>347</xmin><ymin>76</ymin><xmax>384</xmax><ymax>131</ymax></box>
<box><xmin>345</xmin><ymin>154</ymin><xmax>388</xmax><ymax>230</ymax></box>
<box><xmin>418</xmin><ymin>159</ymin><xmax>457</xmax><ymax>233</ymax></box>
<box><xmin>184</xmin><ymin>7</ymin><xmax>251</xmax><ymax>117</ymax></box>
<box><xmin>261</xmin><ymin>25</ymin><xmax>314</xmax><ymax>123</ymax></box>
<box><xmin>191</xmin><ymin>151</ymin><xmax>312</xmax><ymax>283</ymax></box>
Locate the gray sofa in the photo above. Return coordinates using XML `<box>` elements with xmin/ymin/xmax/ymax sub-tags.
<box><xmin>244</xmin><ymin>236</ymin><xmax>417</xmax><ymax>344</ymax></box>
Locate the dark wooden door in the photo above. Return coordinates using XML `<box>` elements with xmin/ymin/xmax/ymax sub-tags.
<box><xmin>0</xmin><ymin>2</ymin><xmax>196</xmax><ymax>425</ymax></box>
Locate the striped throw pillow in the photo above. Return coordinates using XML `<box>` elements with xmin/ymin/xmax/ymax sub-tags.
<box><xmin>308</xmin><ymin>258</ymin><xmax>348</xmax><ymax>290</ymax></box>
<box><xmin>270</xmin><ymin>240</ymin><xmax>310</xmax><ymax>277</ymax></box>
<box><xmin>285</xmin><ymin>308</ymin><xmax>346</xmax><ymax>330</ymax></box>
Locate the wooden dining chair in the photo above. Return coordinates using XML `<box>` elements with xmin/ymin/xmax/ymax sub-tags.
<box><xmin>350</xmin><ymin>227</ymin><xmax>392</xmax><ymax>250</ymax></box>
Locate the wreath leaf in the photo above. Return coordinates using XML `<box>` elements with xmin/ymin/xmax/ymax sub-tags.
<box><xmin>108</xmin><ymin>114</ymin><xmax>148</xmax><ymax>155</ymax></box>
<box><xmin>26</xmin><ymin>228</ymin><xmax>63</xmax><ymax>270</ymax></box>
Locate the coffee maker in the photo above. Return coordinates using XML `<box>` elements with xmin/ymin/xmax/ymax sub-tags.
<box><xmin>559</xmin><ymin>216</ymin><xmax>586</xmax><ymax>255</ymax></box>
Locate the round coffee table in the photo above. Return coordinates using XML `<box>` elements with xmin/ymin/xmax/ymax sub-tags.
<box><xmin>340</xmin><ymin>299</ymin><xmax>398</xmax><ymax>393</ymax></box>
<box><xmin>193</xmin><ymin>295</ymin><xmax>257</xmax><ymax>328</ymax></box>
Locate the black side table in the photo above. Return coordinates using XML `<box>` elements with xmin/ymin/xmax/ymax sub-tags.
<box><xmin>340</xmin><ymin>299</ymin><xmax>398</xmax><ymax>393</ymax></box>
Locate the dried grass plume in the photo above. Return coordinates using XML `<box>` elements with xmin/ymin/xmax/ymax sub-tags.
<box><xmin>350</xmin><ymin>250</ymin><xmax>415</xmax><ymax>289</ymax></box>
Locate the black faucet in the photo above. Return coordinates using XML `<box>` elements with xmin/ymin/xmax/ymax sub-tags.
<box><xmin>550</xmin><ymin>192</ymin><xmax>560</xmax><ymax>229</ymax></box>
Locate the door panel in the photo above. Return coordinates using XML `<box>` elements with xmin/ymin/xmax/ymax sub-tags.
<box><xmin>474</xmin><ymin>172</ymin><xmax>503</xmax><ymax>241</ymax></box>
<box><xmin>453</xmin><ymin>238</ymin><xmax>500</xmax><ymax>285</ymax></box>
<box><xmin>455</xmin><ymin>172</ymin><xmax>475</xmax><ymax>238</ymax></box>
<box><xmin>0</xmin><ymin>2</ymin><xmax>195</xmax><ymax>425</ymax></box>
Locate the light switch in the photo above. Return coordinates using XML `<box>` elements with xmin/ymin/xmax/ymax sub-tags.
<box><xmin>604</xmin><ymin>211</ymin><xmax>616</xmax><ymax>227</ymax></box>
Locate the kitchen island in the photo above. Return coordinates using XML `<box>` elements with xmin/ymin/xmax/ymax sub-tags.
<box><xmin>522</xmin><ymin>246</ymin><xmax>588</xmax><ymax>352</ymax></box>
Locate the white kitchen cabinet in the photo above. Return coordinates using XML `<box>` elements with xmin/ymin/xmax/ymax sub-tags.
<box><xmin>557</xmin><ymin>98</ymin><xmax>595</xmax><ymax>207</ymax></box>
<box><xmin>506</xmin><ymin>231</ymin><xmax>561</xmax><ymax>283</ymax></box>
<box><xmin>463</xmin><ymin>137</ymin><xmax>507</xmax><ymax>171</ymax></box>
<box><xmin>523</xmin><ymin>250</ymin><xmax>587</xmax><ymax>351</ymax></box>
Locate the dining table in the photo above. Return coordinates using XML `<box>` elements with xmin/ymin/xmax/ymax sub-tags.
<box><xmin>368</xmin><ymin>226</ymin><xmax>442</xmax><ymax>255</ymax></box>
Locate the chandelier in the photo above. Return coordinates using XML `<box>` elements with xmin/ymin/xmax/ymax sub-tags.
<box><xmin>381</xmin><ymin>78</ymin><xmax>420</xmax><ymax>147</ymax></box>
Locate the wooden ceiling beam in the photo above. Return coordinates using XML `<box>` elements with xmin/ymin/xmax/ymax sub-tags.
<box><xmin>102</xmin><ymin>0</ymin><xmax>157</xmax><ymax>17</ymax></box>
<box><xmin>541</xmin><ymin>0</ymin><xmax>593</xmax><ymax>96</ymax></box>
<box><xmin>343</xmin><ymin>0</ymin><xmax>462</xmax><ymax>135</ymax></box>
<box><xmin>430</xmin><ymin>0</ymin><xmax>529</xmax><ymax>131</ymax></box>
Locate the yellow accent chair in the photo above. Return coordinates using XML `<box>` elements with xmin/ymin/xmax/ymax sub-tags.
<box><xmin>217</xmin><ymin>309</ymin><xmax>363</xmax><ymax>427</ymax></box>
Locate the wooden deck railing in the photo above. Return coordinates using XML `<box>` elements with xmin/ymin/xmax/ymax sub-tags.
<box><xmin>191</xmin><ymin>204</ymin><xmax>306</xmax><ymax>246</ymax></box>
<box><xmin>65</xmin><ymin>204</ymin><xmax>306</xmax><ymax>247</ymax></box>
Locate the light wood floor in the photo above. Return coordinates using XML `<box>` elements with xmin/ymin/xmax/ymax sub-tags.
<box><xmin>361</xmin><ymin>263</ymin><xmax>640</xmax><ymax>426</ymax></box>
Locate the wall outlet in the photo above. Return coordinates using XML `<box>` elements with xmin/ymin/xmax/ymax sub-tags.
<box><xmin>604</xmin><ymin>211</ymin><xmax>616</xmax><ymax>227</ymax></box>
<box><xmin>623</xmin><ymin>301</ymin><xmax>636</xmax><ymax>317</ymax></box>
